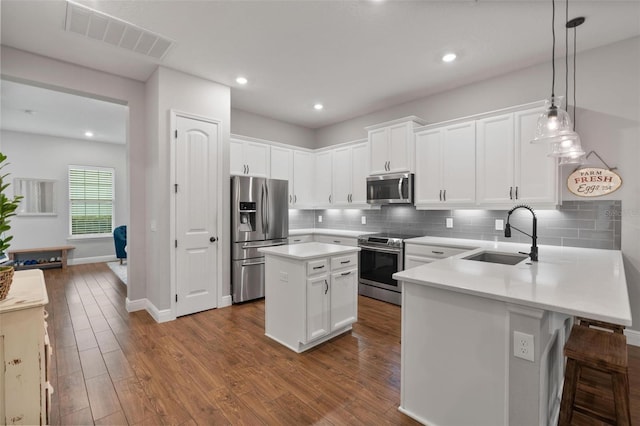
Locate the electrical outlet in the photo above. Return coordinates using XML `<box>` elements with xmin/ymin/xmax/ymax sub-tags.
<box><xmin>513</xmin><ymin>331</ymin><xmax>535</xmax><ymax>362</ymax></box>
<box><xmin>495</xmin><ymin>219</ymin><xmax>504</xmax><ymax>231</ymax></box>
<box><xmin>446</xmin><ymin>217</ymin><xmax>453</xmax><ymax>228</ymax></box>
<box><xmin>361</xmin><ymin>216</ymin><xmax>367</xmax><ymax>225</ymax></box>
<box><xmin>318</xmin><ymin>215</ymin><xmax>323</xmax><ymax>223</ymax></box>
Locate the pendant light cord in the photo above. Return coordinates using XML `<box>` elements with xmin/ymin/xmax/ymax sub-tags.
<box><xmin>565</xmin><ymin>0</ymin><xmax>569</xmax><ymax>110</ymax></box>
<box><xmin>550</xmin><ymin>0</ymin><xmax>556</xmax><ymax>104</ymax></box>
<box><xmin>573</xmin><ymin>27</ymin><xmax>577</xmax><ymax>131</ymax></box>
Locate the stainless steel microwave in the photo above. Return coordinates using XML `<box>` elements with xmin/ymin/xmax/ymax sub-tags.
<box><xmin>366</xmin><ymin>173</ymin><xmax>414</xmax><ymax>205</ymax></box>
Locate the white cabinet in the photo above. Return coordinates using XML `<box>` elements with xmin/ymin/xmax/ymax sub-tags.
<box><xmin>332</xmin><ymin>142</ymin><xmax>369</xmax><ymax>206</ymax></box>
<box><xmin>367</xmin><ymin>117</ymin><xmax>426</xmax><ymax>175</ymax></box>
<box><xmin>313</xmin><ymin>235</ymin><xmax>358</xmax><ymax>247</ymax></box>
<box><xmin>476</xmin><ymin>108</ymin><xmax>557</xmax><ymax>207</ymax></box>
<box><xmin>404</xmin><ymin>243</ymin><xmax>474</xmax><ymax>270</ymax></box>
<box><xmin>270</xmin><ymin>146</ymin><xmax>294</xmax><ymax>206</ymax></box>
<box><xmin>264</xmin><ymin>246</ymin><xmax>359</xmax><ymax>353</ymax></box>
<box><xmin>230</xmin><ymin>139</ymin><xmax>270</xmax><ymax>177</ymax></box>
<box><xmin>415</xmin><ymin>121</ymin><xmax>476</xmax><ymax>208</ymax></box>
<box><xmin>0</xmin><ymin>270</ymin><xmax>51</xmax><ymax>425</ymax></box>
<box><xmin>292</xmin><ymin>150</ymin><xmax>315</xmax><ymax>208</ymax></box>
<box><xmin>288</xmin><ymin>234</ymin><xmax>313</xmax><ymax>244</ymax></box>
<box><xmin>315</xmin><ymin>150</ymin><xmax>333</xmax><ymax>207</ymax></box>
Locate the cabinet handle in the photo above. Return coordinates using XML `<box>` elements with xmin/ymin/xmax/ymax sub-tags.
<box><xmin>341</xmin><ymin>271</ymin><xmax>351</xmax><ymax>276</ymax></box>
<box><xmin>294</xmin><ymin>195</ymin><xmax>297</xmax><ymax>203</ymax></box>
<box><xmin>329</xmin><ymin>195</ymin><xmax>332</xmax><ymax>203</ymax></box>
<box><xmin>333</xmin><ymin>240</ymin><xmax>341</xmax><ymax>244</ymax></box>
<box><xmin>509</xmin><ymin>186</ymin><xmax>513</xmax><ymax>200</ymax></box>
<box><xmin>324</xmin><ymin>279</ymin><xmax>329</xmax><ymax>294</ymax></box>
<box><xmin>443</xmin><ymin>190</ymin><xmax>446</xmax><ymax>202</ymax></box>
<box><xmin>293</xmin><ymin>239</ymin><xmax>301</xmax><ymax>242</ymax></box>
<box><xmin>289</xmin><ymin>194</ymin><xmax>292</xmax><ymax>203</ymax></box>
<box><xmin>340</xmin><ymin>260</ymin><xmax>351</xmax><ymax>264</ymax></box>
<box><xmin>247</xmin><ymin>165</ymin><xmax>250</xmax><ymax>174</ymax></box>
<box><xmin>313</xmin><ymin>265</ymin><xmax>325</xmax><ymax>270</ymax></box>
<box><xmin>439</xmin><ymin>190</ymin><xmax>442</xmax><ymax>201</ymax></box>
<box><xmin>515</xmin><ymin>186</ymin><xmax>519</xmax><ymax>200</ymax></box>
<box><xmin>432</xmin><ymin>250</ymin><xmax>444</xmax><ymax>255</ymax></box>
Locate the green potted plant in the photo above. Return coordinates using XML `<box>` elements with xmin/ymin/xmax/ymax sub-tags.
<box><xmin>0</xmin><ymin>152</ymin><xmax>23</xmax><ymax>300</ymax></box>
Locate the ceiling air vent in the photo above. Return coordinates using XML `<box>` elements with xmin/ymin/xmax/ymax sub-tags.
<box><xmin>65</xmin><ymin>1</ymin><xmax>173</xmax><ymax>60</ymax></box>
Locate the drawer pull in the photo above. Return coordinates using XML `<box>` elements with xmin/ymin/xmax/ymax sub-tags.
<box><xmin>313</xmin><ymin>265</ymin><xmax>325</xmax><ymax>270</ymax></box>
<box><xmin>293</xmin><ymin>239</ymin><xmax>301</xmax><ymax>242</ymax></box>
<box><xmin>340</xmin><ymin>260</ymin><xmax>350</xmax><ymax>264</ymax></box>
<box><xmin>341</xmin><ymin>271</ymin><xmax>351</xmax><ymax>276</ymax></box>
<box><xmin>333</xmin><ymin>240</ymin><xmax>341</xmax><ymax>243</ymax></box>
<box><xmin>431</xmin><ymin>250</ymin><xmax>444</xmax><ymax>255</ymax></box>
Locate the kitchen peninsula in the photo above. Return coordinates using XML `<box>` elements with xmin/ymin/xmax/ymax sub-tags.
<box><xmin>259</xmin><ymin>242</ymin><xmax>360</xmax><ymax>353</ymax></box>
<box><xmin>393</xmin><ymin>237</ymin><xmax>631</xmax><ymax>426</ymax></box>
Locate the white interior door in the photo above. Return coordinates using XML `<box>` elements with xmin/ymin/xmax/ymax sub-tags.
<box><xmin>175</xmin><ymin>116</ymin><xmax>218</xmax><ymax>317</ymax></box>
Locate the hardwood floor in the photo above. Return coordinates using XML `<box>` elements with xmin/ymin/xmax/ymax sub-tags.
<box><xmin>44</xmin><ymin>263</ymin><xmax>417</xmax><ymax>425</ymax></box>
<box><xmin>43</xmin><ymin>263</ymin><xmax>640</xmax><ymax>425</ymax></box>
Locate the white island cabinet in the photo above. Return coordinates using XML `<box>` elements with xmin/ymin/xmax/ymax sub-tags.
<box><xmin>0</xmin><ymin>269</ymin><xmax>52</xmax><ymax>425</ymax></box>
<box><xmin>393</xmin><ymin>237</ymin><xmax>631</xmax><ymax>426</ymax></box>
<box><xmin>259</xmin><ymin>242</ymin><xmax>360</xmax><ymax>353</ymax></box>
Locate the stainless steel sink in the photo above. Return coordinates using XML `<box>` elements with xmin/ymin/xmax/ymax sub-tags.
<box><xmin>463</xmin><ymin>251</ymin><xmax>529</xmax><ymax>265</ymax></box>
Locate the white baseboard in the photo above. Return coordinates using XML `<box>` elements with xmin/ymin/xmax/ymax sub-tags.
<box><xmin>125</xmin><ymin>297</ymin><xmax>147</xmax><ymax>312</ymax></box>
<box><xmin>126</xmin><ymin>297</ymin><xmax>175</xmax><ymax>323</ymax></box>
<box><xmin>625</xmin><ymin>328</ymin><xmax>640</xmax><ymax>347</ymax></box>
<box><xmin>68</xmin><ymin>255</ymin><xmax>117</xmax><ymax>265</ymax></box>
<box><xmin>220</xmin><ymin>295</ymin><xmax>232</xmax><ymax>308</ymax></box>
<box><xmin>146</xmin><ymin>300</ymin><xmax>175</xmax><ymax>323</ymax></box>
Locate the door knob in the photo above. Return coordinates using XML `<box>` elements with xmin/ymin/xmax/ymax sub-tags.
<box><xmin>210</xmin><ymin>237</ymin><xmax>217</xmax><ymax>242</ymax></box>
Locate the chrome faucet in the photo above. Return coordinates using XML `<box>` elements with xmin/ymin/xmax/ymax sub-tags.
<box><xmin>504</xmin><ymin>204</ymin><xmax>538</xmax><ymax>262</ymax></box>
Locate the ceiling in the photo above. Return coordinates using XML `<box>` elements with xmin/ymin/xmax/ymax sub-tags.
<box><xmin>1</xmin><ymin>0</ymin><xmax>640</xmax><ymax>134</ymax></box>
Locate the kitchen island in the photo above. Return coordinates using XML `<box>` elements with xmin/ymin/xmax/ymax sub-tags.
<box><xmin>259</xmin><ymin>242</ymin><xmax>360</xmax><ymax>353</ymax></box>
<box><xmin>393</xmin><ymin>237</ymin><xmax>631</xmax><ymax>426</ymax></box>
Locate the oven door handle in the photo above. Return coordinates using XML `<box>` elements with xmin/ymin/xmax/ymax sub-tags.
<box><xmin>359</xmin><ymin>246</ymin><xmax>402</xmax><ymax>255</ymax></box>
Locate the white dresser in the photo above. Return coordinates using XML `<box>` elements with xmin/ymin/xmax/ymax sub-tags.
<box><xmin>0</xmin><ymin>269</ymin><xmax>52</xmax><ymax>425</ymax></box>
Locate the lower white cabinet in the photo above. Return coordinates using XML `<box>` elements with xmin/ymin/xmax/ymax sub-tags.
<box><xmin>0</xmin><ymin>270</ymin><xmax>51</xmax><ymax>425</ymax></box>
<box><xmin>313</xmin><ymin>235</ymin><xmax>358</xmax><ymax>247</ymax></box>
<box><xmin>264</xmin><ymin>246</ymin><xmax>359</xmax><ymax>353</ymax></box>
<box><xmin>404</xmin><ymin>243</ymin><xmax>474</xmax><ymax>270</ymax></box>
<box><xmin>288</xmin><ymin>234</ymin><xmax>313</xmax><ymax>244</ymax></box>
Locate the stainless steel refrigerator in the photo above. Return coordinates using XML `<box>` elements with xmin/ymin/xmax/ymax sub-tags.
<box><xmin>231</xmin><ymin>176</ymin><xmax>289</xmax><ymax>303</ymax></box>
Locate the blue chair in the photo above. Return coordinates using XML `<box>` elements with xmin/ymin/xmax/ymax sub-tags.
<box><xmin>113</xmin><ymin>225</ymin><xmax>127</xmax><ymax>264</ymax></box>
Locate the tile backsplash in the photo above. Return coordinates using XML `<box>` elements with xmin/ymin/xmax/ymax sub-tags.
<box><xmin>289</xmin><ymin>200</ymin><xmax>622</xmax><ymax>250</ymax></box>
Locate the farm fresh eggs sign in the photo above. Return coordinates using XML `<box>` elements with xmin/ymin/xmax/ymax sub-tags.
<box><xmin>567</xmin><ymin>167</ymin><xmax>622</xmax><ymax>197</ymax></box>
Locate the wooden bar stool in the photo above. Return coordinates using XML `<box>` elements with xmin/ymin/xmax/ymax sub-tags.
<box><xmin>559</xmin><ymin>324</ymin><xmax>630</xmax><ymax>425</ymax></box>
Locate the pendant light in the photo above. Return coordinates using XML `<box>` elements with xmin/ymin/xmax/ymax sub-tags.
<box><xmin>549</xmin><ymin>10</ymin><xmax>586</xmax><ymax>160</ymax></box>
<box><xmin>532</xmin><ymin>0</ymin><xmax>574</xmax><ymax>143</ymax></box>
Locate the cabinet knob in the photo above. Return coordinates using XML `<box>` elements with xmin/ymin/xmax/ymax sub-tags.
<box><xmin>210</xmin><ymin>237</ymin><xmax>217</xmax><ymax>243</ymax></box>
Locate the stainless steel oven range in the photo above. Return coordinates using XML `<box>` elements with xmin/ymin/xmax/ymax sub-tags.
<box><xmin>357</xmin><ymin>232</ymin><xmax>420</xmax><ymax>305</ymax></box>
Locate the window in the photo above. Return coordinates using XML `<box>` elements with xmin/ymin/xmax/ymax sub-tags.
<box><xmin>68</xmin><ymin>166</ymin><xmax>114</xmax><ymax>237</ymax></box>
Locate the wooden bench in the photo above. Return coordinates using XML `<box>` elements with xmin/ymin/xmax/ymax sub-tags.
<box><xmin>8</xmin><ymin>245</ymin><xmax>75</xmax><ymax>270</ymax></box>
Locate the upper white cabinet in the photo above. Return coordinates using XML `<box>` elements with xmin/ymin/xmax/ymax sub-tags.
<box><xmin>270</xmin><ymin>145</ymin><xmax>294</xmax><ymax>206</ymax></box>
<box><xmin>230</xmin><ymin>139</ymin><xmax>270</xmax><ymax>177</ymax></box>
<box><xmin>415</xmin><ymin>121</ymin><xmax>476</xmax><ymax>208</ymax></box>
<box><xmin>476</xmin><ymin>107</ymin><xmax>557</xmax><ymax>207</ymax></box>
<box><xmin>315</xmin><ymin>150</ymin><xmax>333</xmax><ymax>207</ymax></box>
<box><xmin>332</xmin><ymin>142</ymin><xmax>369</xmax><ymax>207</ymax></box>
<box><xmin>292</xmin><ymin>150</ymin><xmax>316</xmax><ymax>208</ymax></box>
<box><xmin>367</xmin><ymin>117</ymin><xmax>426</xmax><ymax>175</ymax></box>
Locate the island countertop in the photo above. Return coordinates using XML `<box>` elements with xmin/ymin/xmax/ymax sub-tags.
<box><xmin>394</xmin><ymin>237</ymin><xmax>631</xmax><ymax>326</ymax></box>
<box><xmin>259</xmin><ymin>242</ymin><xmax>360</xmax><ymax>260</ymax></box>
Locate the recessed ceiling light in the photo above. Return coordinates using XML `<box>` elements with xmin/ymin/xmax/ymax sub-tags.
<box><xmin>236</xmin><ymin>76</ymin><xmax>248</xmax><ymax>85</ymax></box>
<box><xmin>314</xmin><ymin>103</ymin><xmax>324</xmax><ymax>111</ymax></box>
<box><xmin>85</xmin><ymin>131</ymin><xmax>94</xmax><ymax>137</ymax></box>
<box><xmin>442</xmin><ymin>53</ymin><xmax>457</xmax><ymax>63</ymax></box>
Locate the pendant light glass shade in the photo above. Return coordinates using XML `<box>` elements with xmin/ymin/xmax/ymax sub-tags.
<box><xmin>548</xmin><ymin>133</ymin><xmax>585</xmax><ymax>158</ymax></box>
<box><xmin>532</xmin><ymin>96</ymin><xmax>574</xmax><ymax>143</ymax></box>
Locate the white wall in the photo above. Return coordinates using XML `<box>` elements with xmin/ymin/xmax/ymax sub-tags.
<box><xmin>0</xmin><ymin>46</ymin><xmax>147</xmax><ymax>301</ymax></box>
<box><xmin>315</xmin><ymin>37</ymin><xmax>640</xmax><ymax>333</ymax></box>
<box><xmin>146</xmin><ymin>66</ymin><xmax>231</xmax><ymax>311</ymax></box>
<box><xmin>2</xmin><ymin>130</ymin><xmax>128</xmax><ymax>260</ymax></box>
<box><xmin>231</xmin><ymin>108</ymin><xmax>315</xmax><ymax>149</ymax></box>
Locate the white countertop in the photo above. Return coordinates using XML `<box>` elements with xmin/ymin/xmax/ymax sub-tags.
<box><xmin>260</xmin><ymin>242</ymin><xmax>360</xmax><ymax>260</ymax></box>
<box><xmin>395</xmin><ymin>237</ymin><xmax>631</xmax><ymax>326</ymax></box>
<box><xmin>289</xmin><ymin>228</ymin><xmax>373</xmax><ymax>238</ymax></box>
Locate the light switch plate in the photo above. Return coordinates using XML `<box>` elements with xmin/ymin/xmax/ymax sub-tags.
<box><xmin>361</xmin><ymin>216</ymin><xmax>367</xmax><ymax>225</ymax></box>
<box><xmin>495</xmin><ymin>219</ymin><xmax>504</xmax><ymax>231</ymax></box>
<box><xmin>446</xmin><ymin>217</ymin><xmax>453</xmax><ymax>228</ymax></box>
